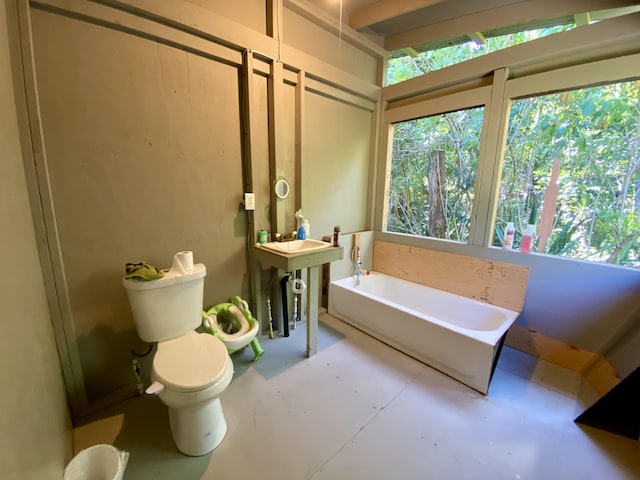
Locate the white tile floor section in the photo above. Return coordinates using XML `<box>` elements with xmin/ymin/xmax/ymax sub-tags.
<box><xmin>74</xmin><ymin>313</ymin><xmax>640</xmax><ymax>480</ymax></box>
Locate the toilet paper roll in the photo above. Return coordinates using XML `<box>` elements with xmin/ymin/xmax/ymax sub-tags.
<box><xmin>172</xmin><ymin>251</ymin><xmax>194</xmax><ymax>273</ymax></box>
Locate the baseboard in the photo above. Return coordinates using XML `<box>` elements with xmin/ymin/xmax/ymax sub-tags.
<box><xmin>505</xmin><ymin>325</ymin><xmax>621</xmax><ymax>395</ymax></box>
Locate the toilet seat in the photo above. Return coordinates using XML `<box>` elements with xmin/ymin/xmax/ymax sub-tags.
<box><xmin>207</xmin><ymin>305</ymin><xmax>250</xmax><ymax>336</ymax></box>
<box><xmin>154</xmin><ymin>331</ymin><xmax>229</xmax><ymax>393</ymax></box>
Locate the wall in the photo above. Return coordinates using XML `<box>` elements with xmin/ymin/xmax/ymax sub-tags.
<box><xmin>284</xmin><ymin>7</ymin><xmax>378</xmax><ymax>83</ymax></box>
<box><xmin>30</xmin><ymin>8</ymin><xmax>248</xmax><ymax>404</ymax></box>
<box><xmin>17</xmin><ymin>0</ymin><xmax>380</xmax><ymax>417</ymax></box>
<box><xmin>600</xmin><ymin>310</ymin><xmax>640</xmax><ymax>379</ymax></box>
<box><xmin>0</xmin><ymin>2</ymin><xmax>72</xmax><ymax>478</ymax></box>
<box><xmin>192</xmin><ymin>0</ymin><xmax>267</xmax><ymax>34</ymax></box>
<box><xmin>303</xmin><ymin>92</ymin><xmax>372</xmax><ymax>239</ymax></box>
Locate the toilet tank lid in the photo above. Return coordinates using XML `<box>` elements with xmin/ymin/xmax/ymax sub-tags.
<box><xmin>122</xmin><ymin>263</ymin><xmax>206</xmax><ymax>291</ymax></box>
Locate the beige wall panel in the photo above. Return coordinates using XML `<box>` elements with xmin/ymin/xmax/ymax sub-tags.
<box><xmin>284</xmin><ymin>8</ymin><xmax>378</xmax><ymax>84</ymax></box>
<box><xmin>302</xmin><ymin>92</ymin><xmax>372</xmax><ymax>239</ymax></box>
<box><xmin>0</xmin><ymin>3</ymin><xmax>72</xmax><ymax>477</ymax></box>
<box><xmin>32</xmin><ymin>10</ymin><xmax>246</xmax><ymax>401</ymax></box>
<box><xmin>190</xmin><ymin>0</ymin><xmax>267</xmax><ymax>35</ymax></box>
<box><xmin>282</xmin><ymin>82</ymin><xmax>298</xmax><ymax>234</ymax></box>
<box><xmin>252</xmin><ymin>73</ymin><xmax>272</xmax><ymax>236</ymax></box>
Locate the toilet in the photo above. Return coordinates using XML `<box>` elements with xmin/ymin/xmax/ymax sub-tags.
<box><xmin>122</xmin><ymin>253</ymin><xmax>233</xmax><ymax>456</ymax></box>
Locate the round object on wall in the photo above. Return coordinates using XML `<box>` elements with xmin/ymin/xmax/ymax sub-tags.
<box><xmin>274</xmin><ymin>178</ymin><xmax>290</xmax><ymax>199</ymax></box>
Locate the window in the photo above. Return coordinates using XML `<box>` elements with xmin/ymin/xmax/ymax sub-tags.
<box><xmin>386</xmin><ymin>107</ymin><xmax>484</xmax><ymax>242</ymax></box>
<box><xmin>387</xmin><ymin>26</ymin><xmax>573</xmax><ymax>86</ymax></box>
<box><xmin>495</xmin><ymin>80</ymin><xmax>640</xmax><ymax>267</ymax></box>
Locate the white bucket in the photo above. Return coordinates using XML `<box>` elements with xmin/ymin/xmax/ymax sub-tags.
<box><xmin>63</xmin><ymin>444</ymin><xmax>129</xmax><ymax>480</ymax></box>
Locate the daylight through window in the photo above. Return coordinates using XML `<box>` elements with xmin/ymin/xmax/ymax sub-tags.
<box><xmin>386</xmin><ymin>108</ymin><xmax>484</xmax><ymax>242</ymax></box>
<box><xmin>495</xmin><ymin>80</ymin><xmax>640</xmax><ymax>267</ymax></box>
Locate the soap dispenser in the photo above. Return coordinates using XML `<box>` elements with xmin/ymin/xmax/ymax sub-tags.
<box><xmin>295</xmin><ymin>209</ymin><xmax>309</xmax><ymax>240</ymax></box>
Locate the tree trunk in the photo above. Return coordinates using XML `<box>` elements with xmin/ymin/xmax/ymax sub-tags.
<box><xmin>428</xmin><ymin>150</ymin><xmax>446</xmax><ymax>238</ymax></box>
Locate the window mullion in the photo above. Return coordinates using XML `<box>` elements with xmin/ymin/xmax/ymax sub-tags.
<box><xmin>470</xmin><ymin>68</ymin><xmax>510</xmax><ymax>247</ymax></box>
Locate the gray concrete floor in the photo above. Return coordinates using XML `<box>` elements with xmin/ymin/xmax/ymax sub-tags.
<box><xmin>74</xmin><ymin>313</ymin><xmax>640</xmax><ymax>480</ymax></box>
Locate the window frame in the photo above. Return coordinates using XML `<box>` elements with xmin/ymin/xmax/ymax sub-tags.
<box><xmin>377</xmin><ymin>53</ymin><xmax>640</xmax><ymax>268</ymax></box>
<box><xmin>378</xmin><ymin>85</ymin><xmax>493</xmax><ymax>246</ymax></box>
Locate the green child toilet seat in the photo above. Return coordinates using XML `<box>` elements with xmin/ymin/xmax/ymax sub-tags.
<box><xmin>202</xmin><ymin>296</ymin><xmax>264</xmax><ymax>361</ymax></box>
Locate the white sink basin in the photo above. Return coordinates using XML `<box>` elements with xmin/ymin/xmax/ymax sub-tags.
<box><xmin>260</xmin><ymin>239</ymin><xmax>332</xmax><ymax>254</ymax></box>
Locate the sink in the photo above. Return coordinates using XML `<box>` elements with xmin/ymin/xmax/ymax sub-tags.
<box><xmin>260</xmin><ymin>239</ymin><xmax>332</xmax><ymax>254</ymax></box>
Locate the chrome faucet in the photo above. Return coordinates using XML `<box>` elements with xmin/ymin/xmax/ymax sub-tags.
<box><xmin>352</xmin><ymin>245</ymin><xmax>363</xmax><ymax>286</ymax></box>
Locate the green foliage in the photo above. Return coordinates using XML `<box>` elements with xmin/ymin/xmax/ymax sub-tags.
<box><xmin>386</xmin><ymin>53</ymin><xmax>639</xmax><ymax>267</ymax></box>
<box><xmin>496</xmin><ymin>80</ymin><xmax>640</xmax><ymax>267</ymax></box>
<box><xmin>387</xmin><ymin>25</ymin><xmax>573</xmax><ymax>85</ymax></box>
<box><xmin>387</xmin><ymin>108</ymin><xmax>484</xmax><ymax>241</ymax></box>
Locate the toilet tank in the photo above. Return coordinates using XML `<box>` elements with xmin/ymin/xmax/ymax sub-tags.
<box><xmin>123</xmin><ymin>264</ymin><xmax>206</xmax><ymax>342</ymax></box>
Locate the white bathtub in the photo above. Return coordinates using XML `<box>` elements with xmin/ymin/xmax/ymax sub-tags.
<box><xmin>328</xmin><ymin>272</ymin><xmax>520</xmax><ymax>394</ymax></box>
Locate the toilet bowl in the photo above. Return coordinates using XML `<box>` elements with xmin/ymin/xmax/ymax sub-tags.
<box><xmin>152</xmin><ymin>331</ymin><xmax>233</xmax><ymax>455</ymax></box>
<box><xmin>123</xmin><ymin>252</ymin><xmax>233</xmax><ymax>456</ymax></box>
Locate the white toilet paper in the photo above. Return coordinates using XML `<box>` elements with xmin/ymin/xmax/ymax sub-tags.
<box><xmin>172</xmin><ymin>251</ymin><xmax>194</xmax><ymax>273</ymax></box>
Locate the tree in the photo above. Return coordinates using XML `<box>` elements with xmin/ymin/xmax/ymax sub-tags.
<box><xmin>388</xmin><ymin>108</ymin><xmax>483</xmax><ymax>242</ymax></box>
<box><xmin>497</xmin><ymin>81</ymin><xmax>640</xmax><ymax>266</ymax></box>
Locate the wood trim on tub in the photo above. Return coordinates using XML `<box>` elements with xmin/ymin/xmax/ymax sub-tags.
<box><xmin>371</xmin><ymin>240</ymin><xmax>621</xmax><ymax>396</ymax></box>
<box><xmin>505</xmin><ymin>325</ymin><xmax>621</xmax><ymax>396</ymax></box>
<box><xmin>373</xmin><ymin>240</ymin><xmax>529</xmax><ymax>312</ymax></box>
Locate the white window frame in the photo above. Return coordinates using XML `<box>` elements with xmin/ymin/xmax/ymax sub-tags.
<box><xmin>378</xmin><ymin>84</ymin><xmax>493</xmax><ymax>246</ymax></box>
<box><xmin>376</xmin><ymin>53</ymin><xmax>640</xmax><ymax>264</ymax></box>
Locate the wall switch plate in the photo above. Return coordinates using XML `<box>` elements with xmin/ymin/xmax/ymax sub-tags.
<box><xmin>244</xmin><ymin>192</ymin><xmax>255</xmax><ymax>210</ymax></box>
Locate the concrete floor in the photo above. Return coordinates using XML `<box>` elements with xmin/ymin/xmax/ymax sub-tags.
<box><xmin>73</xmin><ymin>313</ymin><xmax>640</xmax><ymax>480</ymax></box>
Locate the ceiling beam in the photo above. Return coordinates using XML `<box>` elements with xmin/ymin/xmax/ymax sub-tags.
<box><xmin>574</xmin><ymin>12</ymin><xmax>592</xmax><ymax>25</ymax></box>
<box><xmin>467</xmin><ymin>31</ymin><xmax>486</xmax><ymax>45</ymax></box>
<box><xmin>349</xmin><ymin>0</ymin><xmax>447</xmax><ymax>30</ymax></box>
<box><xmin>384</xmin><ymin>0</ymin><xmax>640</xmax><ymax>52</ymax></box>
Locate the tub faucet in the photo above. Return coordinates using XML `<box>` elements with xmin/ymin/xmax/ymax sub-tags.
<box><xmin>352</xmin><ymin>246</ymin><xmax>363</xmax><ymax>286</ymax></box>
<box><xmin>355</xmin><ymin>261</ymin><xmax>364</xmax><ymax>286</ymax></box>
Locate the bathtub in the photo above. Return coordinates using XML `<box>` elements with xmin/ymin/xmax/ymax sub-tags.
<box><xmin>328</xmin><ymin>272</ymin><xmax>520</xmax><ymax>394</ymax></box>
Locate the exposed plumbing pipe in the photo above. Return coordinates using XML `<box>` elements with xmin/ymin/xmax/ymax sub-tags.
<box><xmin>280</xmin><ymin>274</ymin><xmax>291</xmax><ymax>337</ymax></box>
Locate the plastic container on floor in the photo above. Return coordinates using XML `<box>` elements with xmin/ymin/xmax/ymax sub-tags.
<box><xmin>63</xmin><ymin>444</ymin><xmax>129</xmax><ymax>480</ymax></box>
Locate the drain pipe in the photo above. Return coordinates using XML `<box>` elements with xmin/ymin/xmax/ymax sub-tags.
<box><xmin>280</xmin><ymin>273</ymin><xmax>291</xmax><ymax>337</ymax></box>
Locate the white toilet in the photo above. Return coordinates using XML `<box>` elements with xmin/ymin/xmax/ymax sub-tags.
<box><xmin>122</xmin><ymin>253</ymin><xmax>233</xmax><ymax>456</ymax></box>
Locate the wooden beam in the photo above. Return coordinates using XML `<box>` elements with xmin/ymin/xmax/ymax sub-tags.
<box><xmin>349</xmin><ymin>0</ymin><xmax>446</xmax><ymax>31</ymax></box>
<box><xmin>505</xmin><ymin>324</ymin><xmax>622</xmax><ymax>396</ymax></box>
<box><xmin>295</xmin><ymin>70</ymin><xmax>305</xmax><ymax>210</ymax></box>
<box><xmin>268</xmin><ymin>61</ymin><xmax>287</xmax><ymax>234</ymax></box>
<box><xmin>93</xmin><ymin>0</ymin><xmax>278</xmax><ymax>58</ymax></box>
<box><xmin>574</xmin><ymin>12</ymin><xmax>592</xmax><ymax>26</ymax></box>
<box><xmin>505</xmin><ymin>325</ymin><xmax>599</xmax><ymax>372</ymax></box>
<box><xmin>468</xmin><ymin>31</ymin><xmax>486</xmax><ymax>45</ymax></box>
<box><xmin>401</xmin><ymin>47</ymin><xmax>420</xmax><ymax>57</ymax></box>
<box><xmin>383</xmin><ymin>13</ymin><xmax>640</xmax><ymax>103</ymax></box>
<box><xmin>384</xmin><ymin>0</ymin><xmax>640</xmax><ymax>52</ymax></box>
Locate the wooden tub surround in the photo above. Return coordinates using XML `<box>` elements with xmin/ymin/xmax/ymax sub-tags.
<box><xmin>372</xmin><ymin>240</ymin><xmax>621</xmax><ymax>396</ymax></box>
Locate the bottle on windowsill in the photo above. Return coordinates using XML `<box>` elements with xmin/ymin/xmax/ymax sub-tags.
<box><xmin>502</xmin><ymin>222</ymin><xmax>515</xmax><ymax>250</ymax></box>
<box><xmin>521</xmin><ymin>224</ymin><xmax>535</xmax><ymax>253</ymax></box>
